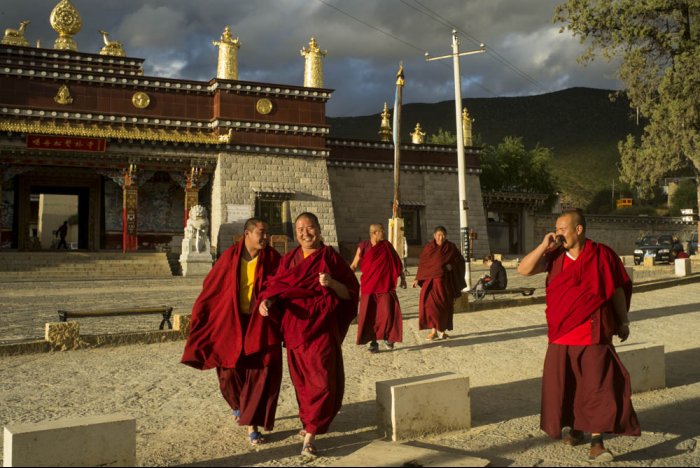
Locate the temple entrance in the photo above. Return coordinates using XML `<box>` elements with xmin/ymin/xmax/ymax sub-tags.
<box><xmin>16</xmin><ymin>169</ymin><xmax>101</xmax><ymax>251</ymax></box>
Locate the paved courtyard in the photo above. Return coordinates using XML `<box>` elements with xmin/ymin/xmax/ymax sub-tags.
<box><xmin>1</xmin><ymin>266</ymin><xmax>699</xmax><ymax>466</ymax></box>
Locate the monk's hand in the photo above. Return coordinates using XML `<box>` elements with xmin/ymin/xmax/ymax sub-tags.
<box><xmin>412</xmin><ymin>279</ymin><xmax>418</xmax><ymax>288</ymax></box>
<box><xmin>259</xmin><ymin>299</ymin><xmax>271</xmax><ymax>317</ymax></box>
<box><xmin>400</xmin><ymin>278</ymin><xmax>407</xmax><ymax>289</ymax></box>
<box><xmin>319</xmin><ymin>272</ymin><xmax>332</xmax><ymax>288</ymax></box>
<box><xmin>619</xmin><ymin>322</ymin><xmax>630</xmax><ymax>342</ymax></box>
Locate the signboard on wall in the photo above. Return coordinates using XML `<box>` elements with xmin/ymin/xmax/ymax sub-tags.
<box><xmin>227</xmin><ymin>204</ymin><xmax>253</xmax><ymax>223</ymax></box>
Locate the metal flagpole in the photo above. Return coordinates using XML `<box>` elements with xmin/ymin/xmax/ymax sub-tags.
<box><xmin>389</xmin><ymin>64</ymin><xmax>406</xmax><ymax>261</ymax></box>
<box><xmin>426</xmin><ymin>30</ymin><xmax>485</xmax><ymax>290</ymax></box>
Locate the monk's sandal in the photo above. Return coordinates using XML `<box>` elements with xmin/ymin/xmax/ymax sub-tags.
<box><xmin>301</xmin><ymin>442</ymin><xmax>317</xmax><ymax>457</ymax></box>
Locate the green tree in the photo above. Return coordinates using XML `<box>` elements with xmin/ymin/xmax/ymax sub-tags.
<box><xmin>670</xmin><ymin>179</ymin><xmax>699</xmax><ymax>215</ymax></box>
<box><xmin>480</xmin><ymin>137</ymin><xmax>558</xmax><ymax>200</ymax></box>
<box><xmin>554</xmin><ymin>0</ymin><xmax>700</xmax><ymax>231</ymax></box>
<box><xmin>427</xmin><ymin>128</ymin><xmax>457</xmax><ymax>145</ymax></box>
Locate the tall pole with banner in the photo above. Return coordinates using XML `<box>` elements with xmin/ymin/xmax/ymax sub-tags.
<box><xmin>388</xmin><ymin>64</ymin><xmax>406</xmax><ymax>262</ymax></box>
<box><xmin>426</xmin><ymin>31</ymin><xmax>485</xmax><ymax>289</ymax></box>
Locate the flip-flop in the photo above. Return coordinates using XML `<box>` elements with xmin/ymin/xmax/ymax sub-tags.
<box><xmin>232</xmin><ymin>409</ymin><xmax>240</xmax><ymax>422</ymax></box>
<box><xmin>301</xmin><ymin>442</ymin><xmax>317</xmax><ymax>457</ymax></box>
<box><xmin>298</xmin><ymin>429</ymin><xmax>306</xmax><ymax>438</ymax></box>
<box><xmin>562</xmin><ymin>430</ymin><xmax>584</xmax><ymax>446</ymax></box>
<box><xmin>249</xmin><ymin>431</ymin><xmax>267</xmax><ymax>446</ymax></box>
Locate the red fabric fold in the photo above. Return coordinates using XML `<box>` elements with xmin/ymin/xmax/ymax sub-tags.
<box><xmin>180</xmin><ymin>240</ymin><xmax>281</xmax><ymax>370</ymax></box>
<box><xmin>359</xmin><ymin>240</ymin><xmax>403</xmax><ymax>294</ymax></box>
<box><xmin>545</xmin><ymin>240</ymin><xmax>632</xmax><ymax>343</ymax></box>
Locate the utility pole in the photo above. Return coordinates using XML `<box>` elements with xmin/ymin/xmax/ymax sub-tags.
<box><xmin>426</xmin><ymin>30</ymin><xmax>485</xmax><ymax>289</ymax></box>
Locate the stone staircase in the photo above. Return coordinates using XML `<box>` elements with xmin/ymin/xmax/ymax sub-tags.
<box><xmin>0</xmin><ymin>252</ymin><xmax>174</xmax><ymax>281</ymax></box>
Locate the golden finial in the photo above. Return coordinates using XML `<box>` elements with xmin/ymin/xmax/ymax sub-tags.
<box><xmin>462</xmin><ymin>107</ymin><xmax>473</xmax><ymax>146</ymax></box>
<box><xmin>301</xmin><ymin>37</ymin><xmax>327</xmax><ymax>88</ymax></box>
<box><xmin>50</xmin><ymin>0</ymin><xmax>82</xmax><ymax>51</ymax></box>
<box><xmin>396</xmin><ymin>62</ymin><xmax>405</xmax><ymax>87</ymax></box>
<box><xmin>379</xmin><ymin>102</ymin><xmax>392</xmax><ymax>142</ymax></box>
<box><xmin>98</xmin><ymin>30</ymin><xmax>126</xmax><ymax>57</ymax></box>
<box><xmin>54</xmin><ymin>84</ymin><xmax>73</xmax><ymax>105</ymax></box>
<box><xmin>410</xmin><ymin>122</ymin><xmax>426</xmax><ymax>145</ymax></box>
<box><xmin>213</xmin><ymin>25</ymin><xmax>241</xmax><ymax>80</ymax></box>
<box><xmin>1</xmin><ymin>20</ymin><xmax>31</xmax><ymax>47</ymax></box>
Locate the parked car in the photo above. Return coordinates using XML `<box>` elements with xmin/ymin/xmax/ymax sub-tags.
<box><xmin>633</xmin><ymin>235</ymin><xmax>674</xmax><ymax>265</ymax></box>
<box><xmin>688</xmin><ymin>232</ymin><xmax>698</xmax><ymax>255</ymax></box>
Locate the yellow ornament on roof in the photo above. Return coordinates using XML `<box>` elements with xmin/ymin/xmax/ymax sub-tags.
<box><xmin>50</xmin><ymin>0</ymin><xmax>82</xmax><ymax>51</ymax></box>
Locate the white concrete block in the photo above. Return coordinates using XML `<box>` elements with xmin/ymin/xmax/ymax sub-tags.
<box><xmin>329</xmin><ymin>440</ymin><xmax>489</xmax><ymax>467</ymax></box>
<box><xmin>376</xmin><ymin>373</ymin><xmax>470</xmax><ymax>441</ymax></box>
<box><xmin>675</xmin><ymin>258</ymin><xmax>692</xmax><ymax>276</ymax></box>
<box><xmin>616</xmin><ymin>342</ymin><xmax>665</xmax><ymax>393</ymax></box>
<box><xmin>625</xmin><ymin>266</ymin><xmax>634</xmax><ymax>283</ymax></box>
<box><xmin>3</xmin><ymin>414</ymin><xmax>136</xmax><ymax>467</ymax></box>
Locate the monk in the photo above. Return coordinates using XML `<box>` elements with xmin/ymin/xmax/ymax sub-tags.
<box><xmin>517</xmin><ymin>209</ymin><xmax>640</xmax><ymax>462</ymax></box>
<box><xmin>257</xmin><ymin>212</ymin><xmax>359</xmax><ymax>457</ymax></box>
<box><xmin>181</xmin><ymin>218</ymin><xmax>282</xmax><ymax>445</ymax></box>
<box><xmin>413</xmin><ymin>225</ymin><xmax>466</xmax><ymax>340</ymax></box>
<box><xmin>350</xmin><ymin>223</ymin><xmax>406</xmax><ymax>353</ymax></box>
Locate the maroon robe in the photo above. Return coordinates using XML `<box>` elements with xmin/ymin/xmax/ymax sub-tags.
<box><xmin>181</xmin><ymin>240</ymin><xmax>282</xmax><ymax>430</ymax></box>
<box><xmin>415</xmin><ymin>240</ymin><xmax>466</xmax><ymax>331</ymax></box>
<box><xmin>356</xmin><ymin>240</ymin><xmax>403</xmax><ymax>344</ymax></box>
<box><xmin>540</xmin><ymin>239</ymin><xmax>641</xmax><ymax>438</ymax></box>
<box><xmin>255</xmin><ymin>244</ymin><xmax>360</xmax><ymax>434</ymax></box>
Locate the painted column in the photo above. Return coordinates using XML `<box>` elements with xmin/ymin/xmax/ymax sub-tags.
<box><xmin>122</xmin><ymin>164</ymin><xmax>138</xmax><ymax>252</ymax></box>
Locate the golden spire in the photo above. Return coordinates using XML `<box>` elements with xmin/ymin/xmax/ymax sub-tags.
<box><xmin>301</xmin><ymin>37</ymin><xmax>327</xmax><ymax>88</ymax></box>
<box><xmin>1</xmin><ymin>20</ymin><xmax>31</xmax><ymax>47</ymax></box>
<box><xmin>462</xmin><ymin>107</ymin><xmax>473</xmax><ymax>146</ymax></box>
<box><xmin>50</xmin><ymin>0</ymin><xmax>82</xmax><ymax>51</ymax></box>
<box><xmin>98</xmin><ymin>30</ymin><xmax>126</xmax><ymax>57</ymax></box>
<box><xmin>379</xmin><ymin>102</ymin><xmax>392</xmax><ymax>142</ymax></box>
<box><xmin>213</xmin><ymin>25</ymin><xmax>241</xmax><ymax>80</ymax></box>
<box><xmin>410</xmin><ymin>123</ymin><xmax>426</xmax><ymax>145</ymax></box>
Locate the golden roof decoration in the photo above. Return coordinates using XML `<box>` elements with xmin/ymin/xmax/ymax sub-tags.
<box><xmin>54</xmin><ymin>85</ymin><xmax>73</xmax><ymax>105</ymax></box>
<box><xmin>410</xmin><ymin>122</ymin><xmax>426</xmax><ymax>145</ymax></box>
<box><xmin>378</xmin><ymin>102</ymin><xmax>391</xmax><ymax>142</ymax></box>
<box><xmin>98</xmin><ymin>30</ymin><xmax>126</xmax><ymax>57</ymax></box>
<box><xmin>2</xmin><ymin>20</ymin><xmax>31</xmax><ymax>47</ymax></box>
<box><xmin>50</xmin><ymin>0</ymin><xmax>82</xmax><ymax>51</ymax></box>
<box><xmin>0</xmin><ymin>119</ymin><xmax>234</xmax><ymax>145</ymax></box>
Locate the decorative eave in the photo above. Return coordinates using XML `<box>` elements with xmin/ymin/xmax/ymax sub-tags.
<box><xmin>327</xmin><ymin>138</ymin><xmax>465</xmax><ymax>154</ymax></box>
<box><xmin>483</xmin><ymin>191</ymin><xmax>549</xmax><ymax>206</ymax></box>
<box><xmin>326</xmin><ymin>159</ymin><xmax>482</xmax><ymax>175</ymax></box>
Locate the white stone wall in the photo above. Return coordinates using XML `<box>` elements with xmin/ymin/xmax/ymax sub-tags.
<box><xmin>328</xmin><ymin>166</ymin><xmax>489</xmax><ymax>259</ymax></box>
<box><xmin>211</xmin><ymin>152</ymin><xmax>338</xmax><ymax>253</ymax></box>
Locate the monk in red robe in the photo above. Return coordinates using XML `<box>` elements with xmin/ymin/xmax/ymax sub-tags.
<box><xmin>257</xmin><ymin>212</ymin><xmax>359</xmax><ymax>457</ymax></box>
<box><xmin>350</xmin><ymin>223</ymin><xmax>406</xmax><ymax>353</ymax></box>
<box><xmin>413</xmin><ymin>225</ymin><xmax>466</xmax><ymax>340</ymax></box>
<box><xmin>181</xmin><ymin>218</ymin><xmax>282</xmax><ymax>445</ymax></box>
<box><xmin>517</xmin><ymin>209</ymin><xmax>640</xmax><ymax>462</ymax></box>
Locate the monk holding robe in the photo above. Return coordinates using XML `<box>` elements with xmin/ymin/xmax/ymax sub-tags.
<box><xmin>413</xmin><ymin>225</ymin><xmax>466</xmax><ymax>341</ymax></box>
<box><xmin>350</xmin><ymin>223</ymin><xmax>406</xmax><ymax>353</ymax></box>
<box><xmin>257</xmin><ymin>212</ymin><xmax>359</xmax><ymax>457</ymax></box>
<box><xmin>517</xmin><ymin>209</ymin><xmax>640</xmax><ymax>462</ymax></box>
<box><xmin>181</xmin><ymin>218</ymin><xmax>282</xmax><ymax>445</ymax></box>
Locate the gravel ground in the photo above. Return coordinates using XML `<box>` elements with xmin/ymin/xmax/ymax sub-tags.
<box><xmin>1</xmin><ymin>267</ymin><xmax>699</xmax><ymax>466</ymax></box>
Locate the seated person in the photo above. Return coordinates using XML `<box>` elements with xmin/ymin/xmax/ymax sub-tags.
<box><xmin>481</xmin><ymin>254</ymin><xmax>508</xmax><ymax>290</ymax></box>
<box><xmin>675</xmin><ymin>245</ymin><xmax>690</xmax><ymax>260</ymax></box>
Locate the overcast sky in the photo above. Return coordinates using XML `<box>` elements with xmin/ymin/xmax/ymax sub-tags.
<box><xmin>1</xmin><ymin>0</ymin><xmax>621</xmax><ymax>116</ymax></box>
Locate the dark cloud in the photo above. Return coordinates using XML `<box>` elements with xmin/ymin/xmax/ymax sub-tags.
<box><xmin>0</xmin><ymin>0</ymin><xmax>621</xmax><ymax>116</ymax></box>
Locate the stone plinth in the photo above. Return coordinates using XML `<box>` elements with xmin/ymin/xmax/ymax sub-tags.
<box><xmin>328</xmin><ymin>440</ymin><xmax>489</xmax><ymax>467</ymax></box>
<box><xmin>620</xmin><ymin>255</ymin><xmax>634</xmax><ymax>266</ymax></box>
<box><xmin>616</xmin><ymin>342</ymin><xmax>665</xmax><ymax>393</ymax></box>
<box><xmin>179</xmin><ymin>252</ymin><xmax>212</xmax><ymax>277</ymax></box>
<box><xmin>3</xmin><ymin>414</ymin><xmax>136</xmax><ymax>467</ymax></box>
<box><xmin>675</xmin><ymin>258</ymin><xmax>692</xmax><ymax>277</ymax></box>
<box><xmin>45</xmin><ymin>322</ymin><xmax>80</xmax><ymax>351</ymax></box>
<box><xmin>643</xmin><ymin>256</ymin><xmax>655</xmax><ymax>267</ymax></box>
<box><xmin>174</xmin><ymin>314</ymin><xmax>191</xmax><ymax>336</ymax></box>
<box><xmin>376</xmin><ymin>373</ymin><xmax>470</xmax><ymax>441</ymax></box>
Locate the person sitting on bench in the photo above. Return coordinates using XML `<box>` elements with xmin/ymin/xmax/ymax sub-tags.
<box><xmin>481</xmin><ymin>254</ymin><xmax>507</xmax><ymax>290</ymax></box>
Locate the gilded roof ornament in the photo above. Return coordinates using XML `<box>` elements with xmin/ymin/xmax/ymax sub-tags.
<box><xmin>54</xmin><ymin>84</ymin><xmax>73</xmax><ymax>105</ymax></box>
<box><xmin>50</xmin><ymin>0</ymin><xmax>82</xmax><ymax>51</ymax></box>
<box><xmin>301</xmin><ymin>37</ymin><xmax>327</xmax><ymax>88</ymax></box>
<box><xmin>1</xmin><ymin>20</ymin><xmax>31</xmax><ymax>47</ymax></box>
<box><xmin>213</xmin><ymin>26</ymin><xmax>241</xmax><ymax>80</ymax></box>
<box><xmin>132</xmin><ymin>92</ymin><xmax>150</xmax><ymax>109</ymax></box>
<box><xmin>379</xmin><ymin>102</ymin><xmax>392</xmax><ymax>142</ymax></box>
<box><xmin>410</xmin><ymin>122</ymin><xmax>426</xmax><ymax>145</ymax></box>
<box><xmin>98</xmin><ymin>30</ymin><xmax>126</xmax><ymax>57</ymax></box>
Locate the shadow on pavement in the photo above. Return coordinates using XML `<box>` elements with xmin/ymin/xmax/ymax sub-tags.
<box><xmin>631</xmin><ymin>302</ymin><xmax>700</xmax><ymax>322</ymax></box>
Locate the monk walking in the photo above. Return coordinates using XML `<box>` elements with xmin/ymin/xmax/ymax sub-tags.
<box><xmin>350</xmin><ymin>223</ymin><xmax>406</xmax><ymax>353</ymax></box>
<box><xmin>181</xmin><ymin>218</ymin><xmax>282</xmax><ymax>445</ymax></box>
<box><xmin>517</xmin><ymin>209</ymin><xmax>640</xmax><ymax>462</ymax></box>
<box><xmin>258</xmin><ymin>212</ymin><xmax>359</xmax><ymax>457</ymax></box>
<box><xmin>413</xmin><ymin>226</ymin><xmax>466</xmax><ymax>340</ymax></box>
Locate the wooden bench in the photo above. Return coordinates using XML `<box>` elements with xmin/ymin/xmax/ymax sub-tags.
<box><xmin>57</xmin><ymin>306</ymin><xmax>174</xmax><ymax>330</ymax></box>
<box><xmin>468</xmin><ymin>287</ymin><xmax>535</xmax><ymax>302</ymax></box>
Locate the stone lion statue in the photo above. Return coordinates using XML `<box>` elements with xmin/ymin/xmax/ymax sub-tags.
<box><xmin>183</xmin><ymin>205</ymin><xmax>210</xmax><ymax>254</ymax></box>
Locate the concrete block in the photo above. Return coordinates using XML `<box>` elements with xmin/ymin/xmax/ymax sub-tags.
<box><xmin>44</xmin><ymin>322</ymin><xmax>80</xmax><ymax>351</ymax></box>
<box><xmin>643</xmin><ymin>256</ymin><xmax>655</xmax><ymax>267</ymax></box>
<box><xmin>3</xmin><ymin>414</ymin><xmax>136</xmax><ymax>467</ymax></box>
<box><xmin>625</xmin><ymin>266</ymin><xmax>634</xmax><ymax>283</ymax></box>
<box><xmin>376</xmin><ymin>373</ymin><xmax>470</xmax><ymax>441</ymax></box>
<box><xmin>620</xmin><ymin>255</ymin><xmax>634</xmax><ymax>266</ymax></box>
<box><xmin>174</xmin><ymin>314</ymin><xmax>191</xmax><ymax>336</ymax></box>
<box><xmin>675</xmin><ymin>258</ymin><xmax>692</xmax><ymax>276</ymax></box>
<box><xmin>328</xmin><ymin>440</ymin><xmax>489</xmax><ymax>467</ymax></box>
<box><xmin>616</xmin><ymin>342</ymin><xmax>665</xmax><ymax>393</ymax></box>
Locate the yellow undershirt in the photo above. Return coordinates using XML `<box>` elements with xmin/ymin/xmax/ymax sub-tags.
<box><xmin>239</xmin><ymin>256</ymin><xmax>258</xmax><ymax>314</ymax></box>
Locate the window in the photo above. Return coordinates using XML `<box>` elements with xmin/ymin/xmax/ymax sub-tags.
<box><xmin>402</xmin><ymin>206</ymin><xmax>422</xmax><ymax>245</ymax></box>
<box><xmin>255</xmin><ymin>199</ymin><xmax>283</xmax><ymax>235</ymax></box>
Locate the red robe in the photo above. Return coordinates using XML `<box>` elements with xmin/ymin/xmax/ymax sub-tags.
<box><xmin>415</xmin><ymin>240</ymin><xmax>466</xmax><ymax>331</ymax></box>
<box><xmin>181</xmin><ymin>240</ymin><xmax>282</xmax><ymax>430</ymax></box>
<box><xmin>256</xmin><ymin>244</ymin><xmax>359</xmax><ymax>434</ymax></box>
<box><xmin>356</xmin><ymin>240</ymin><xmax>403</xmax><ymax>344</ymax></box>
<box><xmin>540</xmin><ymin>239</ymin><xmax>641</xmax><ymax>438</ymax></box>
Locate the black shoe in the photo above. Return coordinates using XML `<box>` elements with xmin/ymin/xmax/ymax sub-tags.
<box><xmin>368</xmin><ymin>341</ymin><xmax>379</xmax><ymax>353</ymax></box>
<box><xmin>384</xmin><ymin>340</ymin><xmax>395</xmax><ymax>350</ymax></box>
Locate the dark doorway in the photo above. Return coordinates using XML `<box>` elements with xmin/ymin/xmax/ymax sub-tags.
<box><xmin>30</xmin><ymin>187</ymin><xmax>89</xmax><ymax>250</ymax></box>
